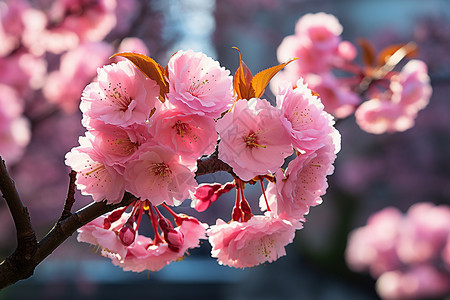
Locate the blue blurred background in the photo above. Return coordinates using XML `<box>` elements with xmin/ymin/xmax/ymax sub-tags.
<box><xmin>1</xmin><ymin>0</ymin><xmax>450</xmax><ymax>299</ymax></box>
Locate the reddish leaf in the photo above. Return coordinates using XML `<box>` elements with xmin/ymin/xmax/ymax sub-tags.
<box><xmin>111</xmin><ymin>52</ymin><xmax>169</xmax><ymax>102</ymax></box>
<box><xmin>233</xmin><ymin>47</ymin><xmax>255</xmax><ymax>100</ymax></box>
<box><xmin>357</xmin><ymin>38</ymin><xmax>376</xmax><ymax>68</ymax></box>
<box><xmin>376</xmin><ymin>43</ymin><xmax>418</xmax><ymax>67</ymax></box>
<box><xmin>251</xmin><ymin>58</ymin><xmax>298</xmax><ymax>98</ymax></box>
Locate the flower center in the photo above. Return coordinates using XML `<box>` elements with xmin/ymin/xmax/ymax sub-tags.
<box><xmin>244</xmin><ymin>130</ymin><xmax>266</xmax><ymax>149</ymax></box>
<box><xmin>104</xmin><ymin>82</ymin><xmax>132</xmax><ymax>111</ymax></box>
<box><xmin>150</xmin><ymin>163</ymin><xmax>171</xmax><ymax>177</ymax></box>
<box><xmin>172</xmin><ymin>120</ymin><xmax>191</xmax><ymax>138</ymax></box>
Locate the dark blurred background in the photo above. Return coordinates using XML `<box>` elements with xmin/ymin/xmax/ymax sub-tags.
<box><xmin>1</xmin><ymin>0</ymin><xmax>450</xmax><ymax>299</ymax></box>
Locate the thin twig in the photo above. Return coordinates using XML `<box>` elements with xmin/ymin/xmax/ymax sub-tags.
<box><xmin>59</xmin><ymin>171</ymin><xmax>77</xmax><ymax>222</ymax></box>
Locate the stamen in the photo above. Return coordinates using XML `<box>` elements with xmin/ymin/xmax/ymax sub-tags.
<box><xmin>172</xmin><ymin>120</ymin><xmax>191</xmax><ymax>137</ymax></box>
<box><xmin>85</xmin><ymin>165</ymin><xmax>104</xmax><ymax>176</ymax></box>
<box><xmin>244</xmin><ymin>131</ymin><xmax>266</xmax><ymax>149</ymax></box>
<box><xmin>149</xmin><ymin>163</ymin><xmax>171</xmax><ymax>177</ymax></box>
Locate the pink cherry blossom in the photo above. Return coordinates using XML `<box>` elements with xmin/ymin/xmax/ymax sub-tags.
<box><xmin>109</xmin><ymin>215</ymin><xmax>207</xmax><ymax>272</ymax></box>
<box><xmin>80</xmin><ymin>60</ymin><xmax>160</xmax><ymax>128</ymax></box>
<box><xmin>276</xmin><ymin>13</ymin><xmax>344</xmax><ymax>76</ymax></box>
<box><xmin>294</xmin><ymin>13</ymin><xmax>343</xmax><ymax>49</ymax></box>
<box><xmin>390</xmin><ymin>59</ymin><xmax>432</xmax><ymax>114</ymax></box>
<box><xmin>355</xmin><ymin>98</ymin><xmax>415</xmax><ymax>134</ymax></box>
<box><xmin>207</xmin><ymin>212</ymin><xmax>303</xmax><ymax>268</ymax></box>
<box><xmin>337</xmin><ymin>40</ymin><xmax>358</xmax><ymax>62</ymax></box>
<box><xmin>49</xmin><ymin>0</ymin><xmax>117</xmax><ymax>43</ymax></box>
<box><xmin>21</xmin><ymin>8</ymin><xmax>79</xmax><ymax>56</ymax></box>
<box><xmin>260</xmin><ymin>143</ymin><xmax>336</xmax><ymax>220</ymax></box>
<box><xmin>166</xmin><ymin>49</ymin><xmax>234</xmax><ymax>118</ymax></box>
<box><xmin>43</xmin><ymin>42</ymin><xmax>113</xmax><ymax>113</ymax></box>
<box><xmin>0</xmin><ymin>51</ymin><xmax>47</xmax><ymax>97</ymax></box>
<box><xmin>346</xmin><ymin>202</ymin><xmax>450</xmax><ymax>300</ymax></box>
<box><xmin>216</xmin><ymin>98</ymin><xmax>293</xmax><ymax>181</ymax></box>
<box><xmin>89</xmin><ymin>122</ymin><xmax>150</xmax><ymax>168</ymax></box>
<box><xmin>396</xmin><ymin>202</ymin><xmax>450</xmax><ymax>265</ymax></box>
<box><xmin>376</xmin><ymin>265</ymin><xmax>450</xmax><ymax>300</ymax></box>
<box><xmin>148</xmin><ymin>103</ymin><xmax>218</xmax><ymax>159</ymax></box>
<box><xmin>0</xmin><ymin>0</ymin><xmax>29</xmax><ymax>56</ymax></box>
<box><xmin>346</xmin><ymin>207</ymin><xmax>404</xmax><ymax>277</ymax></box>
<box><xmin>0</xmin><ymin>84</ymin><xmax>30</xmax><ymax>165</ymax></box>
<box><xmin>276</xmin><ymin>79</ymin><xmax>336</xmax><ymax>153</ymax></box>
<box><xmin>117</xmin><ymin>37</ymin><xmax>149</xmax><ymax>57</ymax></box>
<box><xmin>277</xmin><ymin>36</ymin><xmax>330</xmax><ymax>76</ymax></box>
<box><xmin>77</xmin><ymin>211</ymin><xmax>131</xmax><ymax>261</ymax></box>
<box><xmin>124</xmin><ymin>144</ymin><xmax>197</xmax><ymax>206</ymax></box>
<box><xmin>65</xmin><ymin>134</ymin><xmax>126</xmax><ymax>203</ymax></box>
<box><xmin>305</xmin><ymin>72</ymin><xmax>360</xmax><ymax>118</ymax></box>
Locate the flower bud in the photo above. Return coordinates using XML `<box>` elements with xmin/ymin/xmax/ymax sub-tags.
<box><xmin>193</xmin><ymin>183</ymin><xmax>223</xmax><ymax>212</ymax></box>
<box><xmin>119</xmin><ymin>224</ymin><xmax>136</xmax><ymax>246</ymax></box>
<box><xmin>165</xmin><ymin>229</ymin><xmax>184</xmax><ymax>252</ymax></box>
<box><xmin>158</xmin><ymin>217</ymin><xmax>173</xmax><ymax>232</ymax></box>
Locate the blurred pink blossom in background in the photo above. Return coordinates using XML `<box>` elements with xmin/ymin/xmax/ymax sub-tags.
<box><xmin>346</xmin><ymin>202</ymin><xmax>450</xmax><ymax>300</ymax></box>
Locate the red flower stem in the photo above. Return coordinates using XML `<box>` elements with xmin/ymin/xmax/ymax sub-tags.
<box><xmin>153</xmin><ymin>205</ymin><xmax>165</xmax><ymax>220</ymax></box>
<box><xmin>232</xmin><ymin>180</ymin><xmax>242</xmax><ymax>222</ymax></box>
<box><xmin>161</xmin><ymin>203</ymin><xmax>183</xmax><ymax>225</ymax></box>
<box><xmin>130</xmin><ymin>200</ymin><xmax>141</xmax><ymax>218</ymax></box>
<box><xmin>259</xmin><ymin>177</ymin><xmax>271</xmax><ymax>212</ymax></box>
<box><xmin>161</xmin><ymin>203</ymin><xmax>178</xmax><ymax>218</ymax></box>
<box><xmin>135</xmin><ymin>202</ymin><xmax>144</xmax><ymax>231</ymax></box>
<box><xmin>149</xmin><ymin>205</ymin><xmax>163</xmax><ymax>244</ymax></box>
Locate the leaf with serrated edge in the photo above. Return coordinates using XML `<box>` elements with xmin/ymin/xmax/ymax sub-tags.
<box><xmin>111</xmin><ymin>52</ymin><xmax>168</xmax><ymax>103</ymax></box>
<box><xmin>251</xmin><ymin>58</ymin><xmax>298</xmax><ymax>98</ymax></box>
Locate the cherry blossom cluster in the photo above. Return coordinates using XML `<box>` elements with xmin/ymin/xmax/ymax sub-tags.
<box><xmin>273</xmin><ymin>12</ymin><xmax>432</xmax><ymax>134</ymax></box>
<box><xmin>67</xmin><ymin>47</ymin><xmax>340</xmax><ymax>271</ymax></box>
<box><xmin>346</xmin><ymin>203</ymin><xmax>450</xmax><ymax>300</ymax></box>
<box><xmin>0</xmin><ymin>0</ymin><xmax>146</xmax><ymax>164</ymax></box>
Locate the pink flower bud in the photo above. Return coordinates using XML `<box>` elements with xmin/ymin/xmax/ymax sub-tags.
<box><xmin>165</xmin><ymin>229</ymin><xmax>184</xmax><ymax>252</ymax></box>
<box><xmin>158</xmin><ymin>217</ymin><xmax>174</xmax><ymax>232</ymax></box>
<box><xmin>119</xmin><ymin>224</ymin><xmax>136</xmax><ymax>246</ymax></box>
<box><xmin>103</xmin><ymin>218</ymin><xmax>111</xmax><ymax>229</ymax></box>
<box><xmin>193</xmin><ymin>183</ymin><xmax>222</xmax><ymax>212</ymax></box>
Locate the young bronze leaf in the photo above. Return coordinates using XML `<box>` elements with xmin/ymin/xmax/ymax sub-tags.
<box><xmin>357</xmin><ymin>38</ymin><xmax>376</xmax><ymax>68</ymax></box>
<box><xmin>376</xmin><ymin>43</ymin><xmax>418</xmax><ymax>67</ymax></box>
<box><xmin>233</xmin><ymin>47</ymin><xmax>255</xmax><ymax>100</ymax></box>
<box><xmin>251</xmin><ymin>58</ymin><xmax>298</xmax><ymax>99</ymax></box>
<box><xmin>111</xmin><ymin>52</ymin><xmax>169</xmax><ymax>102</ymax></box>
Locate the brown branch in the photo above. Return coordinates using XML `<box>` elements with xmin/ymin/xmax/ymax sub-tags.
<box><xmin>0</xmin><ymin>158</ymin><xmax>37</xmax><ymax>283</ymax></box>
<box><xmin>59</xmin><ymin>170</ymin><xmax>77</xmax><ymax>222</ymax></box>
<box><xmin>0</xmin><ymin>190</ymin><xmax>137</xmax><ymax>290</ymax></box>
<box><xmin>0</xmin><ymin>155</ymin><xmax>234</xmax><ymax>290</ymax></box>
<box><xmin>195</xmin><ymin>151</ymin><xmax>235</xmax><ymax>178</ymax></box>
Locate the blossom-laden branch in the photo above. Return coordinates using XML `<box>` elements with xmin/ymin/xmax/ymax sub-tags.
<box><xmin>0</xmin><ymin>154</ymin><xmax>231</xmax><ymax>290</ymax></box>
